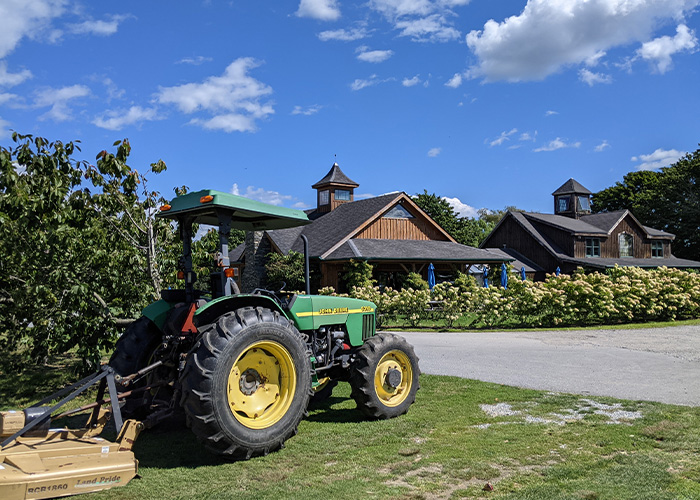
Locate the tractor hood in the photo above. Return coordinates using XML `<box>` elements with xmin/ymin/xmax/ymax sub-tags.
<box><xmin>157</xmin><ymin>189</ymin><xmax>310</xmax><ymax>230</ymax></box>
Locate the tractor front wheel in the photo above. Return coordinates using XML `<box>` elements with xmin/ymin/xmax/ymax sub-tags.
<box><xmin>180</xmin><ymin>307</ymin><xmax>312</xmax><ymax>459</ymax></box>
<box><xmin>349</xmin><ymin>333</ymin><xmax>420</xmax><ymax>419</ymax></box>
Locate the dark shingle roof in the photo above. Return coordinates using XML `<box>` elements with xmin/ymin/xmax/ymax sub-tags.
<box><xmin>565</xmin><ymin>256</ymin><xmax>700</xmax><ymax>269</ymax></box>
<box><xmin>578</xmin><ymin>210</ymin><xmax>627</xmax><ymax>232</ymax></box>
<box><xmin>484</xmin><ymin>247</ymin><xmax>544</xmax><ymax>273</ymax></box>
<box><xmin>271</xmin><ymin>192</ymin><xmax>402</xmax><ymax>258</ymax></box>
<box><xmin>524</xmin><ymin>212</ymin><xmax>606</xmax><ymax>235</ymax></box>
<box><xmin>552</xmin><ymin>178</ymin><xmax>592</xmax><ymax>196</ymax></box>
<box><xmin>324</xmin><ymin>239</ymin><xmax>510</xmax><ymax>262</ymax></box>
<box><xmin>311</xmin><ymin>163</ymin><xmax>359</xmax><ymax>189</ymax></box>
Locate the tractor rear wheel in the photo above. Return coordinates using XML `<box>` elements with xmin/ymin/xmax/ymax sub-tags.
<box><xmin>109</xmin><ymin>316</ymin><xmax>163</xmax><ymax>418</ymax></box>
<box><xmin>349</xmin><ymin>333</ymin><xmax>420</xmax><ymax>419</ymax></box>
<box><xmin>180</xmin><ymin>307</ymin><xmax>312</xmax><ymax>459</ymax></box>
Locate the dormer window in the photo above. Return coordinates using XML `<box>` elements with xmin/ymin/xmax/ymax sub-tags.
<box><xmin>619</xmin><ymin>233</ymin><xmax>633</xmax><ymax>257</ymax></box>
<box><xmin>557</xmin><ymin>196</ymin><xmax>570</xmax><ymax>212</ymax></box>
<box><xmin>651</xmin><ymin>241</ymin><xmax>663</xmax><ymax>258</ymax></box>
<box><xmin>319</xmin><ymin>190</ymin><xmax>329</xmax><ymax>205</ymax></box>
<box><xmin>335</xmin><ymin>189</ymin><xmax>350</xmax><ymax>201</ymax></box>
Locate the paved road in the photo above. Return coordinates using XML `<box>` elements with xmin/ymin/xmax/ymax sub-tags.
<box><xmin>395</xmin><ymin>324</ymin><xmax>700</xmax><ymax>406</ymax></box>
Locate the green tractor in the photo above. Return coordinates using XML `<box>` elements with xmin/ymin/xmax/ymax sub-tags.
<box><xmin>110</xmin><ymin>189</ymin><xmax>420</xmax><ymax>460</ymax></box>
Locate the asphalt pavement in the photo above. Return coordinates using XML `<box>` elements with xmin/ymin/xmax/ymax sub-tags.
<box><xmin>395</xmin><ymin>324</ymin><xmax>700</xmax><ymax>406</ymax></box>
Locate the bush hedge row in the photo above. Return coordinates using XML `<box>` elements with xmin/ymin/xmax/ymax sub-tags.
<box><xmin>319</xmin><ymin>266</ymin><xmax>700</xmax><ymax>329</ymax></box>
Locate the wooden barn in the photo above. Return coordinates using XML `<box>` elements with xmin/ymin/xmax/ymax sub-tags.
<box><xmin>232</xmin><ymin>163</ymin><xmax>509</xmax><ymax>292</ymax></box>
<box><xmin>480</xmin><ymin>178</ymin><xmax>700</xmax><ymax>280</ymax></box>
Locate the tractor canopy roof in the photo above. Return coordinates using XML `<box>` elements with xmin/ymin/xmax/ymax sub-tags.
<box><xmin>157</xmin><ymin>189</ymin><xmax>310</xmax><ymax>230</ymax></box>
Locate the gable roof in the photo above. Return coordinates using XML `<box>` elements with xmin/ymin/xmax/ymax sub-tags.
<box><xmin>552</xmin><ymin>178</ymin><xmax>592</xmax><ymax>196</ymax></box>
<box><xmin>311</xmin><ymin>163</ymin><xmax>359</xmax><ymax>189</ymax></box>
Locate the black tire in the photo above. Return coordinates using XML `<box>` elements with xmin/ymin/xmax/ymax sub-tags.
<box><xmin>180</xmin><ymin>307</ymin><xmax>312</xmax><ymax>459</ymax></box>
<box><xmin>349</xmin><ymin>333</ymin><xmax>420</xmax><ymax>419</ymax></box>
<box><xmin>310</xmin><ymin>378</ymin><xmax>338</xmax><ymax>405</ymax></box>
<box><xmin>109</xmin><ymin>316</ymin><xmax>163</xmax><ymax>418</ymax></box>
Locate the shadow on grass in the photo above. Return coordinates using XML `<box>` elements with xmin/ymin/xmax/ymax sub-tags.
<box><xmin>306</xmin><ymin>396</ymin><xmax>366</xmax><ymax>424</ymax></box>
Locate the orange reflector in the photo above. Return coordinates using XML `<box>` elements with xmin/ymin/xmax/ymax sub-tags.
<box><xmin>200</xmin><ymin>195</ymin><xmax>214</xmax><ymax>203</ymax></box>
<box><xmin>224</xmin><ymin>268</ymin><xmax>235</xmax><ymax>278</ymax></box>
<box><xmin>177</xmin><ymin>271</ymin><xmax>185</xmax><ymax>280</ymax></box>
<box><xmin>160</xmin><ymin>204</ymin><xmax>171</xmax><ymax>211</ymax></box>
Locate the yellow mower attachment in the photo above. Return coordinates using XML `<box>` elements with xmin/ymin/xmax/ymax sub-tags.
<box><xmin>0</xmin><ymin>366</ymin><xmax>143</xmax><ymax>499</ymax></box>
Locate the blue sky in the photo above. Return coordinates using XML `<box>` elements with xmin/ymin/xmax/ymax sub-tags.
<box><xmin>1</xmin><ymin>0</ymin><xmax>699</xmax><ymax>216</ymax></box>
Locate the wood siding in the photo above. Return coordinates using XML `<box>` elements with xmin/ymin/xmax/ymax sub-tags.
<box><xmin>356</xmin><ymin>208</ymin><xmax>448</xmax><ymax>241</ymax></box>
<box><xmin>483</xmin><ymin>216</ymin><xmax>562</xmax><ymax>272</ymax></box>
<box><xmin>530</xmin><ymin>220</ymin><xmax>575</xmax><ymax>256</ymax></box>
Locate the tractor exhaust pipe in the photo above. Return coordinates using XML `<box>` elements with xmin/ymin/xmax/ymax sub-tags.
<box><xmin>301</xmin><ymin>234</ymin><xmax>310</xmax><ymax>295</ymax></box>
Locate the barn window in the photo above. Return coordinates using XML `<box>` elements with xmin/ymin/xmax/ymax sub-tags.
<box><xmin>335</xmin><ymin>189</ymin><xmax>350</xmax><ymax>201</ymax></box>
<box><xmin>557</xmin><ymin>196</ymin><xmax>570</xmax><ymax>212</ymax></box>
<box><xmin>585</xmin><ymin>238</ymin><xmax>600</xmax><ymax>258</ymax></box>
<box><xmin>651</xmin><ymin>241</ymin><xmax>664</xmax><ymax>258</ymax></box>
<box><xmin>384</xmin><ymin>204</ymin><xmax>414</xmax><ymax>219</ymax></box>
<box><xmin>619</xmin><ymin>233</ymin><xmax>634</xmax><ymax>258</ymax></box>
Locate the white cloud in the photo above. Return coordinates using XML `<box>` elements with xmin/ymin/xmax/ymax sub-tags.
<box><xmin>368</xmin><ymin>0</ymin><xmax>466</xmax><ymax>42</ymax></box>
<box><xmin>295</xmin><ymin>0</ymin><xmax>341</xmax><ymax>21</ymax></box>
<box><xmin>466</xmin><ymin>0</ymin><xmax>700</xmax><ymax>81</ymax></box>
<box><xmin>318</xmin><ymin>27</ymin><xmax>369</xmax><ymax>41</ymax></box>
<box><xmin>0</xmin><ymin>61</ymin><xmax>32</xmax><ymax>87</ymax></box>
<box><xmin>350</xmin><ymin>74</ymin><xmax>393</xmax><ymax>91</ymax></box>
<box><xmin>445</xmin><ymin>73</ymin><xmax>463</xmax><ymax>88</ymax></box>
<box><xmin>579</xmin><ymin>68</ymin><xmax>613</xmax><ymax>86</ymax></box>
<box><xmin>631</xmin><ymin>148</ymin><xmax>684</xmax><ymax>170</ymax></box>
<box><xmin>231</xmin><ymin>183</ymin><xmax>294</xmax><ymax>206</ymax></box>
<box><xmin>177</xmin><ymin>56</ymin><xmax>213</xmax><ymax>66</ymax></box>
<box><xmin>519</xmin><ymin>131</ymin><xmax>537</xmax><ymax>142</ymax></box>
<box><xmin>33</xmin><ymin>84</ymin><xmax>90</xmax><ymax>121</ymax></box>
<box><xmin>0</xmin><ymin>93</ymin><xmax>18</xmax><ymax>105</ymax></box>
<box><xmin>292</xmin><ymin>104</ymin><xmax>322</xmax><ymax>115</ymax></box>
<box><xmin>93</xmin><ymin>105</ymin><xmax>161</xmax><ymax>130</ymax></box>
<box><xmin>427</xmin><ymin>147</ymin><xmax>441</xmax><ymax>157</ymax></box>
<box><xmin>402</xmin><ymin>75</ymin><xmax>422</xmax><ymax>87</ymax></box>
<box><xmin>545</xmin><ymin>110</ymin><xmax>559</xmax><ymax>116</ymax></box>
<box><xmin>443</xmin><ymin>196</ymin><xmax>478</xmax><ymax>218</ymax></box>
<box><xmin>0</xmin><ymin>0</ymin><xmax>67</xmax><ymax>59</ymax></box>
<box><xmin>534</xmin><ymin>138</ymin><xmax>581</xmax><ymax>152</ymax></box>
<box><xmin>395</xmin><ymin>14</ymin><xmax>461</xmax><ymax>42</ymax></box>
<box><xmin>637</xmin><ymin>24</ymin><xmax>697</xmax><ymax>73</ymax></box>
<box><xmin>157</xmin><ymin>58</ymin><xmax>274</xmax><ymax>133</ymax></box>
<box><xmin>489</xmin><ymin>128</ymin><xmax>518</xmax><ymax>147</ymax></box>
<box><xmin>0</xmin><ymin>116</ymin><xmax>10</xmax><ymax>138</ymax></box>
<box><xmin>594</xmin><ymin>140</ymin><xmax>611</xmax><ymax>152</ymax></box>
<box><xmin>356</xmin><ymin>47</ymin><xmax>394</xmax><ymax>63</ymax></box>
<box><xmin>67</xmin><ymin>14</ymin><xmax>132</xmax><ymax>36</ymax></box>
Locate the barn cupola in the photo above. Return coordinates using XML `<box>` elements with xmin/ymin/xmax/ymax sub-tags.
<box><xmin>312</xmin><ymin>163</ymin><xmax>359</xmax><ymax>213</ymax></box>
<box><xmin>552</xmin><ymin>178</ymin><xmax>593</xmax><ymax>219</ymax></box>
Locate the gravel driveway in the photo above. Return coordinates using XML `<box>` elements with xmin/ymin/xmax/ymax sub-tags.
<box><xmin>395</xmin><ymin>324</ymin><xmax>700</xmax><ymax>406</ymax></box>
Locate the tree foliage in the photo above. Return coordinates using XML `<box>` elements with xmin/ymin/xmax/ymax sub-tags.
<box><xmin>413</xmin><ymin>190</ymin><xmax>513</xmax><ymax>247</ymax></box>
<box><xmin>265</xmin><ymin>251</ymin><xmax>305</xmax><ymax>291</ymax></box>
<box><xmin>0</xmin><ymin>134</ymin><xmax>170</xmax><ymax>370</ymax></box>
<box><xmin>592</xmin><ymin>147</ymin><xmax>700</xmax><ymax>260</ymax></box>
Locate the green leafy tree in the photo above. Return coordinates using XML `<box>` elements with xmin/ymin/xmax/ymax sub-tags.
<box><xmin>342</xmin><ymin>259</ymin><xmax>375</xmax><ymax>291</ymax></box>
<box><xmin>265</xmin><ymin>251</ymin><xmax>305</xmax><ymax>291</ymax></box>
<box><xmin>593</xmin><ymin>147</ymin><xmax>700</xmax><ymax>260</ymax></box>
<box><xmin>0</xmin><ymin>134</ymin><xmax>167</xmax><ymax>371</ymax></box>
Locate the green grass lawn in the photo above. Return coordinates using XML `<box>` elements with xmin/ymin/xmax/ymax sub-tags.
<box><xmin>5</xmin><ymin>370</ymin><xmax>698</xmax><ymax>500</ymax></box>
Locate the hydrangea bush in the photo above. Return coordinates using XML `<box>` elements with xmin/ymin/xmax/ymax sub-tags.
<box><xmin>321</xmin><ymin>267</ymin><xmax>700</xmax><ymax>329</ymax></box>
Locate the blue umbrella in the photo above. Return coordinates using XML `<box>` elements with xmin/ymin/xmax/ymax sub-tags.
<box><xmin>483</xmin><ymin>267</ymin><xmax>489</xmax><ymax>288</ymax></box>
<box><xmin>521</xmin><ymin>266</ymin><xmax>527</xmax><ymax>281</ymax></box>
<box><xmin>501</xmin><ymin>263</ymin><xmax>508</xmax><ymax>289</ymax></box>
<box><xmin>555</xmin><ymin>266</ymin><xmax>561</xmax><ymax>276</ymax></box>
<box><xmin>427</xmin><ymin>263</ymin><xmax>436</xmax><ymax>291</ymax></box>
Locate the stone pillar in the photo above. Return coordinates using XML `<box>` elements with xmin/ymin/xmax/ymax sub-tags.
<box><xmin>241</xmin><ymin>231</ymin><xmax>270</xmax><ymax>292</ymax></box>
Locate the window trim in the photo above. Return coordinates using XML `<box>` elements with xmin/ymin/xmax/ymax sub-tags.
<box><xmin>585</xmin><ymin>238</ymin><xmax>600</xmax><ymax>258</ymax></box>
<box><xmin>651</xmin><ymin>241</ymin><xmax>664</xmax><ymax>258</ymax></box>
<box><xmin>619</xmin><ymin>232</ymin><xmax>634</xmax><ymax>258</ymax></box>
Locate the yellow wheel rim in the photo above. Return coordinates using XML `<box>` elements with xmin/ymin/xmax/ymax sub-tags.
<box><xmin>374</xmin><ymin>350</ymin><xmax>413</xmax><ymax>407</ymax></box>
<box><xmin>226</xmin><ymin>341</ymin><xmax>297</xmax><ymax>429</ymax></box>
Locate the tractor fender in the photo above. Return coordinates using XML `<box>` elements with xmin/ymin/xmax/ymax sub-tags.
<box><xmin>192</xmin><ymin>294</ymin><xmax>290</xmax><ymax>328</ymax></box>
<box><xmin>141</xmin><ymin>300</ymin><xmax>173</xmax><ymax>330</ymax></box>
